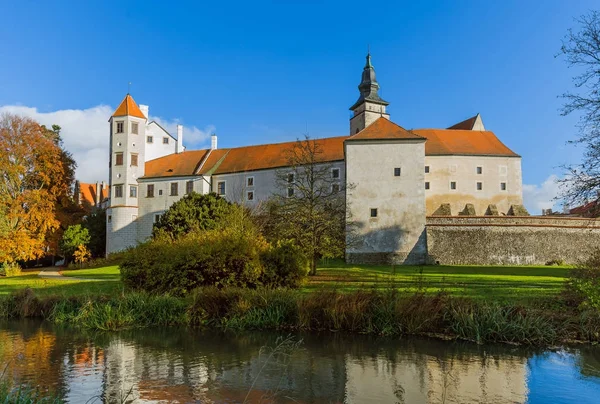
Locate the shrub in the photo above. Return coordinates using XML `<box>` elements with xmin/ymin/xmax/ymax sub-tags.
<box><xmin>566</xmin><ymin>250</ymin><xmax>600</xmax><ymax>310</ymax></box>
<box><xmin>60</xmin><ymin>224</ymin><xmax>90</xmax><ymax>263</ymax></box>
<box><xmin>1</xmin><ymin>262</ymin><xmax>21</xmax><ymax>277</ymax></box>
<box><xmin>261</xmin><ymin>240</ymin><xmax>309</xmax><ymax>288</ymax></box>
<box><xmin>120</xmin><ymin>228</ymin><xmax>269</xmax><ymax>295</ymax></box>
<box><xmin>152</xmin><ymin>192</ymin><xmax>233</xmax><ymax>240</ymax></box>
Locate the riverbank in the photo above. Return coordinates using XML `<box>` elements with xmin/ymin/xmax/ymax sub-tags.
<box><xmin>0</xmin><ymin>285</ymin><xmax>596</xmax><ymax>346</ymax></box>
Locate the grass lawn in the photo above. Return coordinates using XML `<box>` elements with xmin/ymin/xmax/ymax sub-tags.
<box><xmin>0</xmin><ymin>262</ymin><xmax>571</xmax><ymax>302</ymax></box>
<box><xmin>0</xmin><ymin>267</ymin><xmax>122</xmax><ymax>297</ymax></box>
<box><xmin>61</xmin><ymin>265</ymin><xmax>121</xmax><ymax>281</ymax></box>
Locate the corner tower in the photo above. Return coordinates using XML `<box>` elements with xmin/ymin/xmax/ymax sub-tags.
<box><xmin>349</xmin><ymin>53</ymin><xmax>390</xmax><ymax>135</ymax></box>
<box><xmin>106</xmin><ymin>94</ymin><xmax>147</xmax><ymax>254</ymax></box>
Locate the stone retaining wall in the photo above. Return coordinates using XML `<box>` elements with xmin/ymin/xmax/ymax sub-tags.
<box><xmin>425</xmin><ymin>216</ymin><xmax>600</xmax><ymax>265</ymax></box>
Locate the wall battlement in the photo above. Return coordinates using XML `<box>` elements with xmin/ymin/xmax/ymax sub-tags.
<box><xmin>425</xmin><ymin>216</ymin><xmax>600</xmax><ymax>265</ymax></box>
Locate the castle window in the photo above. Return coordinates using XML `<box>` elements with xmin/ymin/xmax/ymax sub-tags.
<box><xmin>132</xmin><ymin>122</ymin><xmax>139</xmax><ymax>134</ymax></box>
<box><xmin>450</xmin><ymin>181</ymin><xmax>456</xmax><ymax>190</ymax></box>
<box><xmin>130</xmin><ymin>153</ymin><xmax>138</xmax><ymax>167</ymax></box>
<box><xmin>107</xmin><ymin>215</ymin><xmax>112</xmax><ymax>223</ymax></box>
<box><xmin>394</xmin><ymin>167</ymin><xmax>401</xmax><ymax>177</ymax></box>
<box><xmin>425</xmin><ymin>166</ymin><xmax>430</xmax><ymax>173</ymax></box>
<box><xmin>332</xmin><ymin>183</ymin><xmax>340</xmax><ymax>193</ymax></box>
<box><xmin>158</xmin><ymin>189</ymin><xmax>163</xmax><ymax>196</ymax></box>
<box><xmin>170</xmin><ymin>182</ymin><xmax>178</xmax><ymax>196</ymax></box>
<box><xmin>477</xmin><ymin>166</ymin><xmax>483</xmax><ymax>175</ymax></box>
<box><xmin>287</xmin><ymin>187</ymin><xmax>294</xmax><ymax>198</ymax></box>
<box><xmin>425</xmin><ymin>182</ymin><xmax>430</xmax><ymax>190</ymax></box>
<box><xmin>154</xmin><ymin>214</ymin><xmax>161</xmax><ymax>223</ymax></box>
<box><xmin>116</xmin><ymin>121</ymin><xmax>124</xmax><ymax>133</ymax></box>
<box><xmin>130</xmin><ymin>185</ymin><xmax>137</xmax><ymax>198</ymax></box>
<box><xmin>217</xmin><ymin>181</ymin><xmax>226</xmax><ymax>195</ymax></box>
<box><xmin>147</xmin><ymin>136</ymin><xmax>153</xmax><ymax>143</ymax></box>
<box><xmin>147</xmin><ymin>184</ymin><xmax>154</xmax><ymax>198</ymax></box>
<box><xmin>247</xmin><ymin>191</ymin><xmax>254</xmax><ymax>201</ymax></box>
<box><xmin>163</xmin><ymin>137</ymin><xmax>169</xmax><ymax>144</ymax></box>
<box><xmin>370</xmin><ymin>208</ymin><xmax>378</xmax><ymax>218</ymax></box>
<box><xmin>287</xmin><ymin>173</ymin><xmax>294</xmax><ymax>183</ymax></box>
<box><xmin>477</xmin><ymin>182</ymin><xmax>483</xmax><ymax>191</ymax></box>
<box><xmin>114</xmin><ymin>184</ymin><xmax>123</xmax><ymax>198</ymax></box>
<box><xmin>501</xmin><ymin>182</ymin><xmax>507</xmax><ymax>191</ymax></box>
<box><xmin>115</xmin><ymin>152</ymin><xmax>123</xmax><ymax>166</ymax></box>
<box><xmin>247</xmin><ymin>176</ymin><xmax>254</xmax><ymax>187</ymax></box>
<box><xmin>186</xmin><ymin>180</ymin><xmax>194</xmax><ymax>195</ymax></box>
<box><xmin>332</xmin><ymin>168</ymin><xmax>340</xmax><ymax>179</ymax></box>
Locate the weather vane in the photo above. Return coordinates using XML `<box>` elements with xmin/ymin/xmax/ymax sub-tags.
<box><xmin>128</xmin><ymin>82</ymin><xmax>132</xmax><ymax>94</ymax></box>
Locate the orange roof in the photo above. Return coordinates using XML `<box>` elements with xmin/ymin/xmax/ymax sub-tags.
<box><xmin>202</xmin><ymin>136</ymin><xmax>347</xmax><ymax>175</ymax></box>
<box><xmin>347</xmin><ymin>117</ymin><xmax>424</xmax><ymax>141</ymax></box>
<box><xmin>144</xmin><ymin>149</ymin><xmax>210</xmax><ymax>178</ymax></box>
<box><xmin>416</xmin><ymin>129</ymin><xmax>519</xmax><ymax>157</ymax></box>
<box><xmin>448</xmin><ymin>115</ymin><xmax>478</xmax><ymax>130</ymax></box>
<box><xmin>141</xmin><ymin>122</ymin><xmax>518</xmax><ymax>178</ymax></box>
<box><xmin>78</xmin><ymin>182</ymin><xmax>109</xmax><ymax>207</ymax></box>
<box><xmin>111</xmin><ymin>94</ymin><xmax>146</xmax><ymax>119</ymax></box>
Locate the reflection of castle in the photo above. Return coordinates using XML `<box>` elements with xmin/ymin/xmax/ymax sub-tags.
<box><xmin>1</xmin><ymin>324</ymin><xmax>533</xmax><ymax>403</ymax></box>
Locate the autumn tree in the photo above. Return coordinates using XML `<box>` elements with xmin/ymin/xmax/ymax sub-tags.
<box><xmin>558</xmin><ymin>11</ymin><xmax>600</xmax><ymax>206</ymax></box>
<box><xmin>0</xmin><ymin>113</ymin><xmax>74</xmax><ymax>263</ymax></box>
<box><xmin>264</xmin><ymin>136</ymin><xmax>348</xmax><ymax>275</ymax></box>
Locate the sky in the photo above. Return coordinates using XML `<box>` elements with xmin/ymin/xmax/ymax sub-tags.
<box><xmin>0</xmin><ymin>0</ymin><xmax>596</xmax><ymax>214</ymax></box>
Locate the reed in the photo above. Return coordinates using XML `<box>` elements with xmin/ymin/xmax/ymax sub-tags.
<box><xmin>1</xmin><ymin>286</ymin><xmax>599</xmax><ymax>345</ymax></box>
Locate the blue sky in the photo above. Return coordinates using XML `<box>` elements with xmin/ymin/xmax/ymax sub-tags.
<box><xmin>1</xmin><ymin>0</ymin><xmax>597</xmax><ymax>212</ymax></box>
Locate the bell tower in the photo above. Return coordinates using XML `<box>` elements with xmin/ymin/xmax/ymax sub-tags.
<box><xmin>349</xmin><ymin>53</ymin><xmax>390</xmax><ymax>135</ymax></box>
<box><xmin>106</xmin><ymin>93</ymin><xmax>147</xmax><ymax>254</ymax></box>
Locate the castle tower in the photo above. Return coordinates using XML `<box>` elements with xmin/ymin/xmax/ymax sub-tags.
<box><xmin>349</xmin><ymin>53</ymin><xmax>390</xmax><ymax>135</ymax></box>
<box><xmin>106</xmin><ymin>94</ymin><xmax>147</xmax><ymax>254</ymax></box>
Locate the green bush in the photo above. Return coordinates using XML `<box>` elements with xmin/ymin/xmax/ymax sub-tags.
<box><xmin>120</xmin><ymin>228</ymin><xmax>268</xmax><ymax>295</ymax></box>
<box><xmin>1</xmin><ymin>262</ymin><xmax>21</xmax><ymax>277</ymax></box>
<box><xmin>566</xmin><ymin>250</ymin><xmax>600</xmax><ymax>309</ymax></box>
<box><xmin>152</xmin><ymin>192</ymin><xmax>233</xmax><ymax>240</ymax></box>
<box><xmin>261</xmin><ymin>240</ymin><xmax>309</xmax><ymax>288</ymax></box>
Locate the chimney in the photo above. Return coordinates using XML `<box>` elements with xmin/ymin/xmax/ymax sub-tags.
<box><xmin>211</xmin><ymin>133</ymin><xmax>218</xmax><ymax>150</ymax></box>
<box><xmin>177</xmin><ymin>125</ymin><xmax>184</xmax><ymax>153</ymax></box>
<box><xmin>101</xmin><ymin>181</ymin><xmax>106</xmax><ymax>202</ymax></box>
<box><xmin>139</xmin><ymin>105</ymin><xmax>149</xmax><ymax>120</ymax></box>
<box><xmin>95</xmin><ymin>182</ymin><xmax>101</xmax><ymax>207</ymax></box>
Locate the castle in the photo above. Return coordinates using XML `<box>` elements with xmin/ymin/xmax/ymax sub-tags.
<box><xmin>106</xmin><ymin>54</ymin><xmax>523</xmax><ymax>264</ymax></box>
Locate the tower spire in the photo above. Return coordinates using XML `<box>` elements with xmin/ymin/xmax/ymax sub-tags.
<box><xmin>349</xmin><ymin>52</ymin><xmax>388</xmax><ymax>111</ymax></box>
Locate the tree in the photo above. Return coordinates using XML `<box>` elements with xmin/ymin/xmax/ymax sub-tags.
<box><xmin>558</xmin><ymin>11</ymin><xmax>600</xmax><ymax>207</ymax></box>
<box><xmin>83</xmin><ymin>208</ymin><xmax>107</xmax><ymax>258</ymax></box>
<box><xmin>264</xmin><ymin>136</ymin><xmax>347</xmax><ymax>275</ymax></box>
<box><xmin>0</xmin><ymin>114</ymin><xmax>73</xmax><ymax>263</ymax></box>
<box><xmin>60</xmin><ymin>224</ymin><xmax>90</xmax><ymax>263</ymax></box>
<box><xmin>153</xmin><ymin>192</ymin><xmax>233</xmax><ymax>240</ymax></box>
<box><xmin>73</xmin><ymin>244</ymin><xmax>91</xmax><ymax>267</ymax></box>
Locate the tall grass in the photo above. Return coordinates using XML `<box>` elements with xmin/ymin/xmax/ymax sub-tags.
<box><xmin>1</xmin><ymin>366</ymin><xmax>62</xmax><ymax>404</ymax></box>
<box><xmin>1</xmin><ymin>286</ymin><xmax>599</xmax><ymax>345</ymax></box>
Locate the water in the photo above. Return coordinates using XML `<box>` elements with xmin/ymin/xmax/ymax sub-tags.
<box><xmin>2</xmin><ymin>320</ymin><xmax>600</xmax><ymax>403</ymax></box>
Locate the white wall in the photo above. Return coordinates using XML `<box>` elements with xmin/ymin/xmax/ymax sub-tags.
<box><xmin>144</xmin><ymin>122</ymin><xmax>177</xmax><ymax>162</ymax></box>
<box><xmin>345</xmin><ymin>139</ymin><xmax>427</xmax><ymax>264</ymax></box>
<box><xmin>424</xmin><ymin>155</ymin><xmax>523</xmax><ymax>215</ymax></box>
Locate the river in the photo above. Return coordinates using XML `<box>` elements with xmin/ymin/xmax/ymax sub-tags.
<box><xmin>1</xmin><ymin>320</ymin><xmax>600</xmax><ymax>403</ymax></box>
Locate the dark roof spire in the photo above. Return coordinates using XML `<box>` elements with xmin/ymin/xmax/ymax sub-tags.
<box><xmin>349</xmin><ymin>53</ymin><xmax>389</xmax><ymax>110</ymax></box>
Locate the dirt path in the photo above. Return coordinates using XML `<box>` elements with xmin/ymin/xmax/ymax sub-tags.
<box><xmin>38</xmin><ymin>268</ymin><xmax>101</xmax><ymax>281</ymax></box>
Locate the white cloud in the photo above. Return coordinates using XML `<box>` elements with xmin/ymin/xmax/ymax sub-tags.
<box><xmin>0</xmin><ymin>104</ymin><xmax>214</xmax><ymax>183</ymax></box>
<box><xmin>522</xmin><ymin>174</ymin><xmax>562</xmax><ymax>214</ymax></box>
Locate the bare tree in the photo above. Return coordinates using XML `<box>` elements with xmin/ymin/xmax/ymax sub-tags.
<box><xmin>558</xmin><ymin>11</ymin><xmax>600</xmax><ymax>207</ymax></box>
<box><xmin>264</xmin><ymin>135</ymin><xmax>348</xmax><ymax>275</ymax></box>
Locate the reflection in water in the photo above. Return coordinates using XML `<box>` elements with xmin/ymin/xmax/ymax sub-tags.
<box><xmin>1</xmin><ymin>320</ymin><xmax>600</xmax><ymax>403</ymax></box>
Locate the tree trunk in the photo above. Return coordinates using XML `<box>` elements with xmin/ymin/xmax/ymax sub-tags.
<box><xmin>310</xmin><ymin>256</ymin><xmax>317</xmax><ymax>276</ymax></box>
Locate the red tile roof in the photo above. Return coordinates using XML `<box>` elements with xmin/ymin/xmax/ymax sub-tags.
<box><xmin>144</xmin><ymin>149</ymin><xmax>210</xmax><ymax>178</ymax></box>
<box><xmin>347</xmin><ymin>118</ymin><xmax>424</xmax><ymax>141</ymax></box>
<box><xmin>448</xmin><ymin>115</ymin><xmax>478</xmax><ymax>130</ymax></box>
<box><xmin>112</xmin><ymin>94</ymin><xmax>146</xmax><ymax>119</ymax></box>
<box><xmin>141</xmin><ymin>121</ymin><xmax>518</xmax><ymax>178</ymax></box>
<box><xmin>416</xmin><ymin>129</ymin><xmax>519</xmax><ymax>157</ymax></box>
<box><xmin>78</xmin><ymin>182</ymin><xmax>109</xmax><ymax>207</ymax></box>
